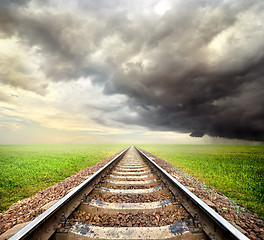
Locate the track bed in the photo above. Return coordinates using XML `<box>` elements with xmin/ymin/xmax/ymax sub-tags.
<box><xmin>8</xmin><ymin>146</ymin><xmax>249</xmax><ymax>240</ymax></box>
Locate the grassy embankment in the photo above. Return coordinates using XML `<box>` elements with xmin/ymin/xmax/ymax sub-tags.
<box><xmin>138</xmin><ymin>145</ymin><xmax>264</xmax><ymax>217</ymax></box>
<box><xmin>0</xmin><ymin>144</ymin><xmax>127</xmax><ymax>212</ymax></box>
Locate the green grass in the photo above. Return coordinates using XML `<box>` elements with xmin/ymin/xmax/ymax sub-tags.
<box><xmin>138</xmin><ymin>144</ymin><xmax>264</xmax><ymax>217</ymax></box>
<box><xmin>0</xmin><ymin>144</ymin><xmax>127</xmax><ymax>212</ymax></box>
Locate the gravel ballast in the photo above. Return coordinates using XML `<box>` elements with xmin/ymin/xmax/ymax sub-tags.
<box><xmin>88</xmin><ymin>192</ymin><xmax>174</xmax><ymax>203</ymax></box>
<box><xmin>70</xmin><ymin>209</ymin><xmax>191</xmax><ymax>227</ymax></box>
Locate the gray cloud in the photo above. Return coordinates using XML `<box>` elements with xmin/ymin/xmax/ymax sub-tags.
<box><xmin>0</xmin><ymin>51</ymin><xmax>48</xmax><ymax>95</ymax></box>
<box><xmin>0</xmin><ymin>0</ymin><xmax>264</xmax><ymax>141</ymax></box>
<box><xmin>0</xmin><ymin>0</ymin><xmax>29</xmax><ymax>7</ymax></box>
<box><xmin>0</xmin><ymin>92</ymin><xmax>13</xmax><ymax>103</ymax></box>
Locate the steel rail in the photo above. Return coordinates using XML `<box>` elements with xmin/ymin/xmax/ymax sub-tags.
<box><xmin>9</xmin><ymin>146</ymin><xmax>131</xmax><ymax>240</ymax></box>
<box><xmin>135</xmin><ymin>146</ymin><xmax>250</xmax><ymax>240</ymax></box>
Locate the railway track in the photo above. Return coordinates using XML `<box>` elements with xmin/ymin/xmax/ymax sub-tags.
<box><xmin>9</xmin><ymin>146</ymin><xmax>249</xmax><ymax>240</ymax></box>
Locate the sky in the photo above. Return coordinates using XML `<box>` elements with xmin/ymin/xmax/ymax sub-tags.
<box><xmin>0</xmin><ymin>0</ymin><xmax>263</xmax><ymax>145</ymax></box>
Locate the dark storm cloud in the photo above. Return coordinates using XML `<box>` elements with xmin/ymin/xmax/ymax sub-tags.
<box><xmin>103</xmin><ymin>0</ymin><xmax>264</xmax><ymax>141</ymax></box>
<box><xmin>1</xmin><ymin>0</ymin><xmax>264</xmax><ymax>141</ymax></box>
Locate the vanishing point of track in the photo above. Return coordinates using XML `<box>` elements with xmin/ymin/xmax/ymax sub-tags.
<box><xmin>9</xmin><ymin>146</ymin><xmax>249</xmax><ymax>240</ymax></box>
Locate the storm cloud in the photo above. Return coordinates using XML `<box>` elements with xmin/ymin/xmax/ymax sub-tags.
<box><xmin>0</xmin><ymin>0</ymin><xmax>264</xmax><ymax>141</ymax></box>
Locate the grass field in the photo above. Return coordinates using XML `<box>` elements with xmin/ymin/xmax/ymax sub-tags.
<box><xmin>138</xmin><ymin>144</ymin><xmax>264</xmax><ymax>217</ymax></box>
<box><xmin>0</xmin><ymin>144</ymin><xmax>127</xmax><ymax>212</ymax></box>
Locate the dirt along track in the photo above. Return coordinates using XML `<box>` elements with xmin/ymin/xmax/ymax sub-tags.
<box><xmin>1</xmin><ymin>146</ymin><xmax>262</xmax><ymax>240</ymax></box>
